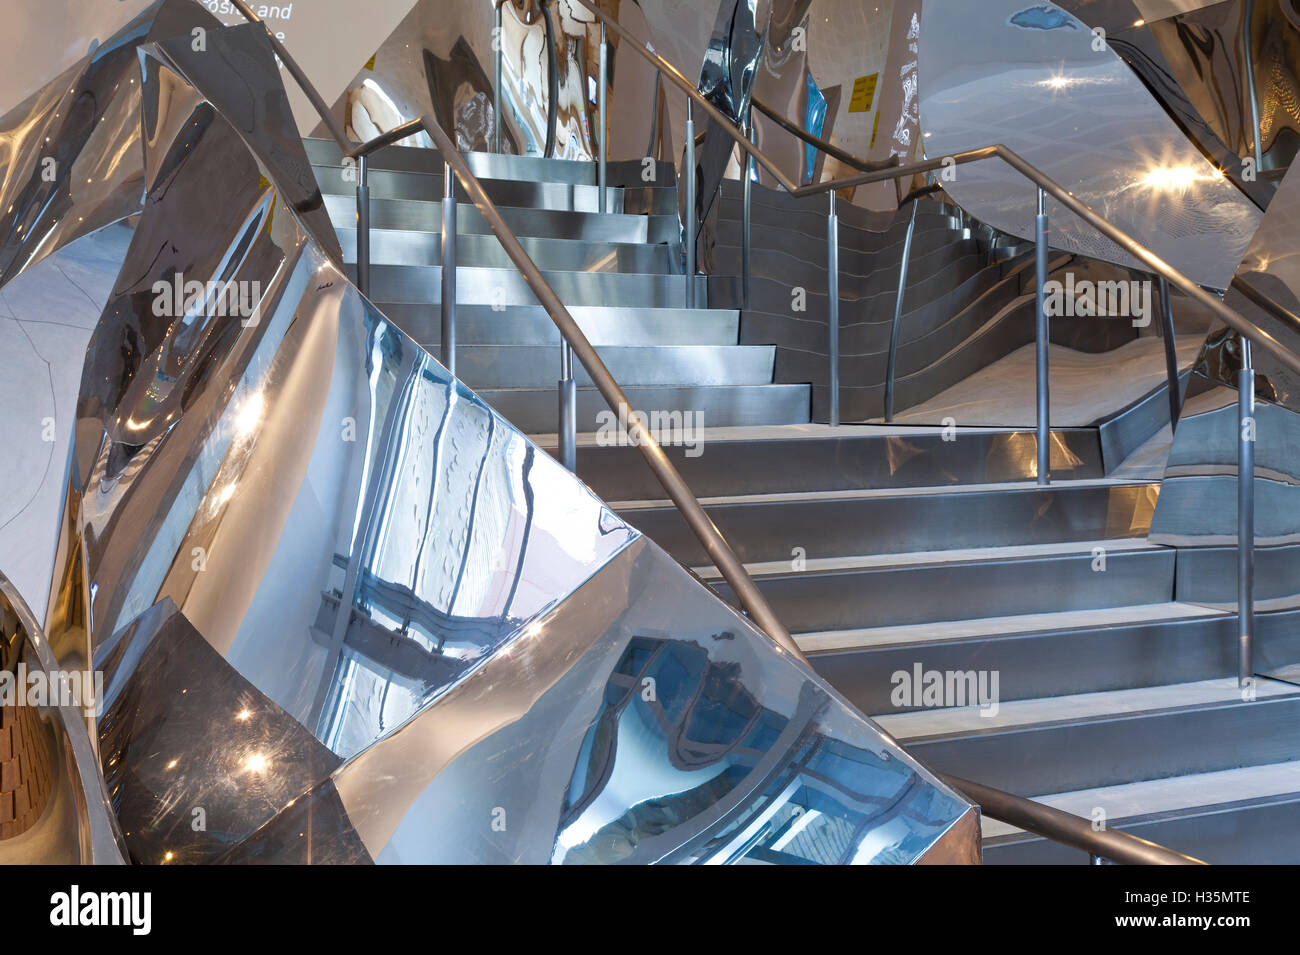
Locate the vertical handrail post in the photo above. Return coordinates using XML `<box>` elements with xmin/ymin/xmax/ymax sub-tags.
<box><xmin>559</xmin><ymin>344</ymin><xmax>577</xmax><ymax>471</ymax></box>
<box><xmin>1239</xmin><ymin>337</ymin><xmax>1256</xmax><ymax>688</ymax></box>
<box><xmin>356</xmin><ymin>154</ymin><xmax>371</xmax><ymax>297</ymax></box>
<box><xmin>598</xmin><ymin>22</ymin><xmax>608</xmax><ymax>214</ymax></box>
<box><xmin>684</xmin><ymin>99</ymin><xmax>696</xmax><ymax>308</ymax></box>
<box><xmin>884</xmin><ymin>199</ymin><xmax>919</xmax><ymax>422</ymax></box>
<box><xmin>1035</xmin><ymin>187</ymin><xmax>1051</xmax><ymax>485</ymax></box>
<box><xmin>1157</xmin><ymin>276</ymin><xmax>1183</xmax><ymax>432</ymax></box>
<box><xmin>742</xmin><ymin>107</ymin><xmax>753</xmax><ymax>310</ymax></box>
<box><xmin>494</xmin><ymin>1</ymin><xmax>504</xmax><ymax>154</ymax></box>
<box><xmin>828</xmin><ymin>188</ymin><xmax>841</xmax><ymax>427</ymax></box>
<box><xmin>1244</xmin><ymin>0</ymin><xmax>1265</xmax><ymax>172</ymax></box>
<box><xmin>441</xmin><ymin>160</ymin><xmax>457</xmax><ymax>375</ymax></box>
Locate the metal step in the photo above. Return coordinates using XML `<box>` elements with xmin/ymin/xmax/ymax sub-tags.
<box><xmin>338</xmin><ymin>227</ymin><xmax>674</xmax><ymax>274</ymax></box>
<box><xmin>304</xmin><ymin>137</ymin><xmax>677</xmax><ymax>187</ymax></box>
<box><xmin>374</xmin><ymin>303</ymin><xmax>739</xmax><ymax>347</ymax></box>
<box><xmin>617</xmin><ymin>480</ymin><xmax>1159</xmax><ymax>566</ymax></box>
<box><xmin>806</xmin><ymin>603</ymin><xmax>1300</xmax><ymax>714</ymax></box>
<box><xmin>705</xmin><ymin>539</ymin><xmax>1175</xmax><ymax>633</ymax></box>
<box><xmin>481</xmin><ymin>384</ymin><xmax>810</xmax><ymax>434</ymax></box>
<box><xmin>455</xmin><ymin>344</ymin><xmax>776</xmax><ymax>390</ymax></box>
<box><xmin>354</xmin><ymin>263</ymin><xmax>707</xmax><ymax>308</ymax></box>
<box><xmin>314</xmin><ymin>163</ymin><xmax>676</xmax><ymax>215</ymax></box>
<box><xmin>325</xmin><ymin>194</ymin><xmax>675</xmax><ymax>244</ymax></box>
<box><xmin>886</xmin><ymin>678</ymin><xmax>1300</xmax><ymax>798</ymax></box>
<box><xmin>981</xmin><ymin>761</ymin><xmax>1300</xmax><ymax>864</ymax></box>
<box><xmin>558</xmin><ymin>425</ymin><xmax>1104</xmax><ymax>501</ymax></box>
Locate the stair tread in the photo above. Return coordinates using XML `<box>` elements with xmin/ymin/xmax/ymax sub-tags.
<box><xmin>621</xmin><ymin>476</ymin><xmax>1156</xmax><ymax>511</ymax></box>
<box><xmin>796</xmin><ymin>601</ymin><xmax>1229</xmax><ymax>654</ymax></box>
<box><xmin>982</xmin><ymin>759</ymin><xmax>1300</xmax><ymax>841</ymax></box>
<box><xmin>877</xmin><ymin>677</ymin><xmax>1300</xmax><ymax>741</ymax></box>
<box><xmin>692</xmin><ymin>536</ymin><xmax>1163</xmax><ymax>581</ymax></box>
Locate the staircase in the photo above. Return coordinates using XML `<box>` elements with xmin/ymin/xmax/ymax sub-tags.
<box><xmin>309</xmin><ymin>140</ymin><xmax>1300</xmax><ymax>864</ymax></box>
<box><xmin>307</xmin><ymin>139</ymin><xmax>810</xmax><ymax>432</ymax></box>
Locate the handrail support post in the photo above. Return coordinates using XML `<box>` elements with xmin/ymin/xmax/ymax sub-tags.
<box><xmin>684</xmin><ymin>99</ymin><xmax>696</xmax><ymax>308</ymax></box>
<box><xmin>441</xmin><ymin>160</ymin><xmax>457</xmax><ymax>375</ymax></box>
<box><xmin>1239</xmin><ymin>337</ymin><xmax>1256</xmax><ymax>688</ymax></box>
<box><xmin>494</xmin><ymin>1</ymin><xmax>504</xmax><ymax>154</ymax></box>
<box><xmin>356</xmin><ymin>154</ymin><xmax>370</xmax><ymax>297</ymax></box>
<box><xmin>598</xmin><ymin>22</ymin><xmax>608</xmax><ymax>214</ymax></box>
<box><xmin>1034</xmin><ymin>187</ymin><xmax>1051</xmax><ymax>486</ymax></box>
<box><xmin>828</xmin><ymin>188</ymin><xmax>840</xmax><ymax>427</ymax></box>
<box><xmin>559</xmin><ymin>345</ymin><xmax>577</xmax><ymax>472</ymax></box>
<box><xmin>1158</xmin><ymin>276</ymin><xmax>1183</xmax><ymax>432</ymax></box>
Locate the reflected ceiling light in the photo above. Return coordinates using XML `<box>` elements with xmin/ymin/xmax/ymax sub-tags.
<box><xmin>233</xmin><ymin>392</ymin><xmax>265</xmax><ymax>438</ymax></box>
<box><xmin>244</xmin><ymin>753</ymin><xmax>269</xmax><ymax>773</ymax></box>
<box><xmin>1139</xmin><ymin>164</ymin><xmax>1218</xmax><ymax>191</ymax></box>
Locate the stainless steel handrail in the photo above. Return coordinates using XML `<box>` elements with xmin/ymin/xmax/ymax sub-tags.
<box><xmin>750</xmin><ymin>95</ymin><xmax>898</xmax><ymax>176</ymax></box>
<box><xmin>227</xmin><ymin>8</ymin><xmax>805</xmax><ymax>665</ymax></box>
<box><xmin>416</xmin><ymin>112</ymin><xmax>804</xmax><ymax>662</ymax></box>
<box><xmin>943</xmin><ymin>774</ymin><xmax>1208</xmax><ymax>865</ymax></box>
<box><xmin>228</xmin><ymin>0</ymin><xmax>351</xmax><ymax>153</ymax></box>
<box><xmin>235</xmin><ymin>4</ymin><xmax>1244</xmax><ymax>861</ymax></box>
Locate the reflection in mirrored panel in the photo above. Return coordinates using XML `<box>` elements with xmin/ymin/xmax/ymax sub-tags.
<box><xmin>0</xmin><ymin>0</ymin><xmax>221</xmax><ymax>288</ymax></box>
<box><xmin>919</xmin><ymin>0</ymin><xmax>1261</xmax><ymax>291</ymax></box>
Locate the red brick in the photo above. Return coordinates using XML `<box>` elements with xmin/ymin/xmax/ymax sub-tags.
<box><xmin>0</xmin><ymin>759</ymin><xmax>17</xmax><ymax>793</ymax></box>
<box><xmin>0</xmin><ymin>791</ymin><xmax>12</xmax><ymax>823</ymax></box>
<box><xmin>0</xmin><ymin>724</ymin><xmax>10</xmax><ymax>762</ymax></box>
<box><xmin>13</xmin><ymin>784</ymin><xmax>29</xmax><ymax>819</ymax></box>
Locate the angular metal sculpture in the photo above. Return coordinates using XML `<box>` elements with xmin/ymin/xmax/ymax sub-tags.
<box><xmin>0</xmin><ymin>0</ymin><xmax>222</xmax><ymax>286</ymax></box>
<box><xmin>918</xmin><ymin>0</ymin><xmax>1262</xmax><ymax>291</ymax></box>
<box><xmin>4</xmin><ymin>17</ymin><xmax>977</xmax><ymax>863</ymax></box>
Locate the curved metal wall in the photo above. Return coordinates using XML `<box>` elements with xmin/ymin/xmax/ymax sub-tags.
<box><xmin>918</xmin><ymin>0</ymin><xmax>1262</xmax><ymax>291</ymax></box>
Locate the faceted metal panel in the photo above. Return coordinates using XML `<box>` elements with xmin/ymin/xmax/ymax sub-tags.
<box><xmin>918</xmin><ymin>0</ymin><xmax>1262</xmax><ymax>290</ymax></box>
<box><xmin>0</xmin><ymin>0</ymin><xmax>221</xmax><ymax>286</ymax></box>
<box><xmin>22</xmin><ymin>19</ymin><xmax>973</xmax><ymax>863</ymax></box>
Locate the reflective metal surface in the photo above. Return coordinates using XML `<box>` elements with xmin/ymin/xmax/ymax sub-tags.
<box><xmin>27</xmin><ymin>17</ymin><xmax>973</xmax><ymax>864</ymax></box>
<box><xmin>918</xmin><ymin>0</ymin><xmax>1263</xmax><ymax>291</ymax></box>
<box><xmin>0</xmin><ymin>573</ymin><xmax>125</xmax><ymax>863</ymax></box>
<box><xmin>321</xmin><ymin>0</ymin><xmax>665</xmax><ymax>164</ymax></box>
<box><xmin>0</xmin><ymin>0</ymin><xmax>220</xmax><ymax>286</ymax></box>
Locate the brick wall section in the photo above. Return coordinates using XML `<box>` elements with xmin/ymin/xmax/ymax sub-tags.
<box><xmin>0</xmin><ymin>700</ymin><xmax>53</xmax><ymax>839</ymax></box>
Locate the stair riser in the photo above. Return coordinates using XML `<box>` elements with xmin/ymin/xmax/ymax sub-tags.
<box><xmin>482</xmin><ymin>385</ymin><xmax>810</xmax><ymax>433</ymax></box>
<box><xmin>304</xmin><ymin>139</ymin><xmax>677</xmax><ymax>186</ymax></box>
<box><xmin>338</xmin><ymin>229</ymin><xmax>673</xmax><ymax>274</ymax></box>
<box><xmin>620</xmin><ymin>484</ymin><xmax>1160</xmax><ymax>566</ymax></box>
<box><xmin>906</xmin><ymin>694</ymin><xmax>1300</xmax><ymax>797</ymax></box>
<box><xmin>376</xmin><ymin>304</ymin><xmax>738</xmax><ymax>347</ymax></box>
<box><xmin>326</xmin><ymin>194</ymin><xmax>675</xmax><ymax>244</ymax></box>
<box><xmin>814</xmin><ymin>609</ymin><xmax>1300</xmax><ymax>714</ymax></box>
<box><xmin>355</xmin><ymin>265</ymin><xmax>706</xmax><ymax>308</ymax></box>
<box><xmin>568</xmin><ymin>429</ymin><xmax>1104</xmax><ymax>501</ymax></box>
<box><xmin>455</xmin><ymin>346</ymin><xmax>775</xmax><ymax>389</ymax></box>
<box><xmin>710</xmin><ymin>549</ymin><xmax>1176</xmax><ymax>632</ymax></box>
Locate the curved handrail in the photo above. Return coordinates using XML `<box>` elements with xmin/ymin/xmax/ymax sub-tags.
<box><xmin>942</xmin><ymin>774</ymin><xmax>1208</xmax><ymax>865</ymax></box>
<box><xmin>750</xmin><ymin>95</ymin><xmax>896</xmax><ymax>175</ymax></box>
<box><xmin>347</xmin><ymin>118</ymin><xmax>427</xmax><ymax>160</ymax></box>
<box><xmin>573</xmin><ymin>0</ymin><xmax>1300</xmax><ymax>381</ymax></box>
